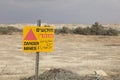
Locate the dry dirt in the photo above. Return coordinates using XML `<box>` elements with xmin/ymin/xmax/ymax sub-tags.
<box><xmin>0</xmin><ymin>34</ymin><xmax>120</xmax><ymax>80</ymax></box>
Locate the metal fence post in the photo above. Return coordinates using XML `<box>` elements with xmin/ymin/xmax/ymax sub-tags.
<box><xmin>35</xmin><ymin>20</ymin><xmax>41</xmax><ymax>80</ymax></box>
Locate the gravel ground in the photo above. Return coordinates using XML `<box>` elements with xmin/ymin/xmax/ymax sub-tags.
<box><xmin>0</xmin><ymin>34</ymin><xmax>120</xmax><ymax>80</ymax></box>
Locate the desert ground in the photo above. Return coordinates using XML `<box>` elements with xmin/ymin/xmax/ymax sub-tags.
<box><xmin>0</xmin><ymin>33</ymin><xmax>120</xmax><ymax>80</ymax></box>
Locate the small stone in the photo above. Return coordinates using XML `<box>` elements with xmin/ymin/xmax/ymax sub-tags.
<box><xmin>95</xmin><ymin>70</ymin><xmax>108</xmax><ymax>76</ymax></box>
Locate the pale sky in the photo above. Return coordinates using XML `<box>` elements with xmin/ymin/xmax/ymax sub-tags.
<box><xmin>0</xmin><ymin>0</ymin><xmax>120</xmax><ymax>24</ymax></box>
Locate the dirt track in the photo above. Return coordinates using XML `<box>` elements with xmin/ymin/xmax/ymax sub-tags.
<box><xmin>0</xmin><ymin>34</ymin><xmax>120</xmax><ymax>80</ymax></box>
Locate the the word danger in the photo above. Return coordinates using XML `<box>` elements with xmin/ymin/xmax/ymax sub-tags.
<box><xmin>24</xmin><ymin>42</ymin><xmax>39</xmax><ymax>45</ymax></box>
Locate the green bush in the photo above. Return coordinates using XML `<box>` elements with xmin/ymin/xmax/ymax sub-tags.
<box><xmin>7</xmin><ymin>26</ymin><xmax>22</xmax><ymax>32</ymax></box>
<box><xmin>82</xmin><ymin>27</ymin><xmax>91</xmax><ymax>35</ymax></box>
<box><xmin>105</xmin><ymin>28</ymin><xmax>119</xmax><ymax>36</ymax></box>
<box><xmin>90</xmin><ymin>22</ymin><xmax>105</xmax><ymax>35</ymax></box>
<box><xmin>55</xmin><ymin>26</ymin><xmax>72</xmax><ymax>34</ymax></box>
<box><xmin>90</xmin><ymin>22</ymin><xmax>119</xmax><ymax>36</ymax></box>
<box><xmin>0</xmin><ymin>26</ymin><xmax>22</xmax><ymax>35</ymax></box>
<box><xmin>73</xmin><ymin>27</ymin><xmax>84</xmax><ymax>34</ymax></box>
<box><xmin>0</xmin><ymin>27</ymin><xmax>8</xmax><ymax>34</ymax></box>
<box><xmin>73</xmin><ymin>27</ymin><xmax>92</xmax><ymax>35</ymax></box>
<box><xmin>61</xmin><ymin>27</ymin><xmax>70</xmax><ymax>33</ymax></box>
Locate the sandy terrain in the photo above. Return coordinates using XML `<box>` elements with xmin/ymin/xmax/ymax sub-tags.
<box><xmin>0</xmin><ymin>34</ymin><xmax>120</xmax><ymax>80</ymax></box>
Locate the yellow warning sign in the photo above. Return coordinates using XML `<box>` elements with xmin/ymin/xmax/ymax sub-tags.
<box><xmin>22</xmin><ymin>26</ymin><xmax>54</xmax><ymax>52</ymax></box>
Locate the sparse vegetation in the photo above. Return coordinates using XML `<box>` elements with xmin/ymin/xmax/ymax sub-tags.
<box><xmin>55</xmin><ymin>22</ymin><xmax>119</xmax><ymax>36</ymax></box>
<box><xmin>0</xmin><ymin>23</ymin><xmax>119</xmax><ymax>36</ymax></box>
<box><xmin>0</xmin><ymin>26</ymin><xmax>22</xmax><ymax>35</ymax></box>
